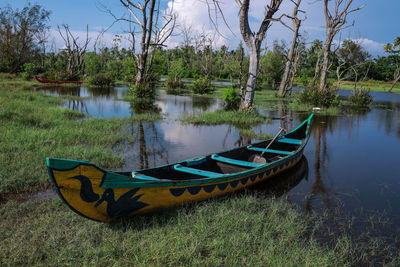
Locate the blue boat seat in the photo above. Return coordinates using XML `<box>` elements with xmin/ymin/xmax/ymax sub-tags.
<box><xmin>211</xmin><ymin>154</ymin><xmax>264</xmax><ymax>168</ymax></box>
<box><xmin>131</xmin><ymin>172</ymin><xmax>171</xmax><ymax>181</ymax></box>
<box><xmin>277</xmin><ymin>138</ymin><xmax>302</xmax><ymax>145</ymax></box>
<box><xmin>247</xmin><ymin>145</ymin><xmax>293</xmax><ymax>155</ymax></box>
<box><xmin>173</xmin><ymin>164</ymin><xmax>221</xmax><ymax>178</ymax></box>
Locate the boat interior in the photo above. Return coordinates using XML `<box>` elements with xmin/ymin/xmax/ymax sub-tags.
<box><xmin>119</xmin><ymin>123</ymin><xmax>309</xmax><ymax>182</ymax></box>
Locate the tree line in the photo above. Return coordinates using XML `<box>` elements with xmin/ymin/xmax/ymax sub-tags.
<box><xmin>1</xmin><ymin>1</ymin><xmax>399</xmax><ymax>107</ymax></box>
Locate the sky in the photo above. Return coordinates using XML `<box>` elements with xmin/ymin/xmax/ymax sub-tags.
<box><xmin>2</xmin><ymin>0</ymin><xmax>400</xmax><ymax>57</ymax></box>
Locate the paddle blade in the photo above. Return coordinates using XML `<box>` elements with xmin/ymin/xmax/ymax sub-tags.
<box><xmin>249</xmin><ymin>154</ymin><xmax>267</xmax><ymax>164</ymax></box>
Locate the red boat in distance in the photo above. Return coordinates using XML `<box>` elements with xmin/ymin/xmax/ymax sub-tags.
<box><xmin>34</xmin><ymin>75</ymin><xmax>83</xmax><ymax>84</ymax></box>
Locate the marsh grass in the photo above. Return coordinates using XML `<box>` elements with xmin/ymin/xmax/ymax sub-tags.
<box><xmin>0</xmin><ymin>194</ymin><xmax>358</xmax><ymax>266</ymax></box>
<box><xmin>180</xmin><ymin>109</ymin><xmax>269</xmax><ymax>126</ymax></box>
<box><xmin>238</xmin><ymin>128</ymin><xmax>273</xmax><ymax>140</ymax></box>
<box><xmin>0</xmin><ymin>83</ymin><xmax>161</xmax><ymax>197</ymax></box>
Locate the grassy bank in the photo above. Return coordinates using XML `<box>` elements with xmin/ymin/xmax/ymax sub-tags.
<box><xmin>181</xmin><ymin>109</ymin><xmax>269</xmax><ymax>126</ymax></box>
<box><xmin>0</xmin><ymin>82</ymin><xmax>160</xmax><ymax>198</ymax></box>
<box><xmin>0</xmin><ymin>193</ymin><xmax>366</xmax><ymax>266</ymax></box>
<box><xmin>335</xmin><ymin>80</ymin><xmax>400</xmax><ymax>93</ymax></box>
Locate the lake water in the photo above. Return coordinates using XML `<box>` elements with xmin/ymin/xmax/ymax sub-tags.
<box><xmin>36</xmin><ymin>85</ymin><xmax>400</xmax><ymax>238</ymax></box>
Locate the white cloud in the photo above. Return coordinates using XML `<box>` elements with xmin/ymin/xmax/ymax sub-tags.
<box><xmin>355</xmin><ymin>38</ymin><xmax>385</xmax><ymax>56</ymax></box>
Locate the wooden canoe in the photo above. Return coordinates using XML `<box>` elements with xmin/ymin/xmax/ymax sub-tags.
<box><xmin>34</xmin><ymin>75</ymin><xmax>83</xmax><ymax>84</ymax></box>
<box><xmin>47</xmin><ymin>114</ymin><xmax>314</xmax><ymax>222</ymax></box>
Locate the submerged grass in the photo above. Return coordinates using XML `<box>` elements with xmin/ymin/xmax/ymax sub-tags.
<box><xmin>0</xmin><ymin>82</ymin><xmax>161</xmax><ymax>197</ymax></box>
<box><xmin>0</xmin><ymin>193</ymin><xmax>364</xmax><ymax>266</ymax></box>
<box><xmin>180</xmin><ymin>109</ymin><xmax>269</xmax><ymax>126</ymax></box>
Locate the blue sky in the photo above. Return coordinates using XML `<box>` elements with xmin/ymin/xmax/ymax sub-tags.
<box><xmin>3</xmin><ymin>0</ymin><xmax>399</xmax><ymax>56</ymax></box>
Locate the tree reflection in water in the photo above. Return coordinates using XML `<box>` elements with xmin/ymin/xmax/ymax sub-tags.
<box><xmin>120</xmin><ymin>100</ymin><xmax>169</xmax><ymax>170</ymax></box>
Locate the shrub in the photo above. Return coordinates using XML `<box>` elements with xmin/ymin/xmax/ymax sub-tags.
<box><xmin>349</xmin><ymin>90</ymin><xmax>372</xmax><ymax>107</ymax></box>
<box><xmin>166</xmin><ymin>75</ymin><xmax>184</xmax><ymax>92</ymax></box>
<box><xmin>21</xmin><ymin>63</ymin><xmax>40</xmax><ymax>80</ymax></box>
<box><xmin>87</xmin><ymin>73</ymin><xmax>115</xmax><ymax>87</ymax></box>
<box><xmin>192</xmin><ymin>77</ymin><xmax>214</xmax><ymax>94</ymax></box>
<box><xmin>296</xmin><ymin>88</ymin><xmax>340</xmax><ymax>108</ymax></box>
<box><xmin>129</xmin><ymin>71</ymin><xmax>159</xmax><ymax>99</ymax></box>
<box><xmin>221</xmin><ymin>87</ymin><xmax>241</xmax><ymax>110</ymax></box>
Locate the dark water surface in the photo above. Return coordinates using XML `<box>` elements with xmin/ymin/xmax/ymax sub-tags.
<box><xmin>36</xmin><ymin>85</ymin><xmax>400</xmax><ymax>234</ymax></box>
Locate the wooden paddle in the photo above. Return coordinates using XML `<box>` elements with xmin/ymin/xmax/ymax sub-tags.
<box><xmin>249</xmin><ymin>128</ymin><xmax>285</xmax><ymax>164</ymax></box>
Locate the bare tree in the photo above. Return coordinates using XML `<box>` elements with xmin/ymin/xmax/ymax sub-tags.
<box><xmin>237</xmin><ymin>0</ymin><xmax>284</xmax><ymax>109</ymax></box>
<box><xmin>57</xmin><ymin>24</ymin><xmax>90</xmax><ymax>75</ymax></box>
<box><xmin>318</xmin><ymin>0</ymin><xmax>364</xmax><ymax>92</ymax></box>
<box><xmin>278</xmin><ymin>0</ymin><xmax>305</xmax><ymax>97</ymax></box>
<box><xmin>194</xmin><ymin>31</ymin><xmax>216</xmax><ymax>79</ymax></box>
<box><xmin>287</xmin><ymin>40</ymin><xmax>305</xmax><ymax>95</ymax></box>
<box><xmin>102</xmin><ymin>0</ymin><xmax>176</xmax><ymax>88</ymax></box>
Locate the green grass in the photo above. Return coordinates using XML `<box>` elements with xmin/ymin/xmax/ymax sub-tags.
<box><xmin>0</xmin><ymin>82</ymin><xmax>161</xmax><ymax>197</ymax></box>
<box><xmin>238</xmin><ymin>128</ymin><xmax>273</xmax><ymax>140</ymax></box>
<box><xmin>331</xmin><ymin>79</ymin><xmax>400</xmax><ymax>93</ymax></box>
<box><xmin>180</xmin><ymin>109</ymin><xmax>269</xmax><ymax>126</ymax></box>
<box><xmin>0</xmin><ymin>193</ymin><xmax>370</xmax><ymax>266</ymax></box>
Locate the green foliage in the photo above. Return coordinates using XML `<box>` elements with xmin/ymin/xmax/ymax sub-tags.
<box><xmin>165</xmin><ymin>75</ymin><xmax>184</xmax><ymax>92</ymax></box>
<box><xmin>221</xmin><ymin>87</ymin><xmax>241</xmax><ymax>110</ymax></box>
<box><xmin>349</xmin><ymin>90</ymin><xmax>373</xmax><ymax>107</ymax></box>
<box><xmin>0</xmin><ymin>4</ymin><xmax>50</xmax><ymax>73</ymax></box>
<box><xmin>121</xmin><ymin>57</ymin><xmax>136</xmax><ymax>82</ymax></box>
<box><xmin>21</xmin><ymin>63</ymin><xmax>40</xmax><ymax>80</ymax></box>
<box><xmin>296</xmin><ymin>88</ymin><xmax>340</xmax><ymax>108</ymax></box>
<box><xmin>87</xmin><ymin>73</ymin><xmax>115</xmax><ymax>87</ymax></box>
<box><xmin>298</xmin><ymin>72</ymin><xmax>311</xmax><ymax>87</ymax></box>
<box><xmin>129</xmin><ymin>72</ymin><xmax>159</xmax><ymax>99</ymax></box>
<box><xmin>41</xmin><ymin>70</ymin><xmax>81</xmax><ymax>81</ymax></box>
<box><xmin>259</xmin><ymin>42</ymin><xmax>286</xmax><ymax>89</ymax></box>
<box><xmin>84</xmin><ymin>52</ymin><xmax>102</xmax><ymax>76</ymax></box>
<box><xmin>192</xmin><ymin>77</ymin><xmax>215</xmax><ymax>94</ymax></box>
<box><xmin>107</xmin><ymin>60</ymin><xmax>123</xmax><ymax>80</ymax></box>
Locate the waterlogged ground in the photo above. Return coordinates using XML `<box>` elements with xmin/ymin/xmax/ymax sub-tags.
<box><xmin>36</xmin><ymin>85</ymin><xmax>400</xmax><ymax>241</ymax></box>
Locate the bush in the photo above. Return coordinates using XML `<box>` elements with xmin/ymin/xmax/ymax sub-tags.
<box><xmin>87</xmin><ymin>73</ymin><xmax>115</xmax><ymax>87</ymax></box>
<box><xmin>192</xmin><ymin>77</ymin><xmax>214</xmax><ymax>94</ymax></box>
<box><xmin>296</xmin><ymin>88</ymin><xmax>340</xmax><ymax>108</ymax></box>
<box><xmin>21</xmin><ymin>63</ymin><xmax>40</xmax><ymax>80</ymax></box>
<box><xmin>221</xmin><ymin>87</ymin><xmax>241</xmax><ymax>110</ymax></box>
<box><xmin>349</xmin><ymin>90</ymin><xmax>372</xmax><ymax>107</ymax></box>
<box><xmin>166</xmin><ymin>75</ymin><xmax>184</xmax><ymax>92</ymax></box>
<box><xmin>128</xmin><ymin>72</ymin><xmax>159</xmax><ymax>99</ymax></box>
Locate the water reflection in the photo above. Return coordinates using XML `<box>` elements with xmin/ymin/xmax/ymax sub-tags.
<box><xmin>35</xmin><ymin>84</ymin><xmax>400</xmax><ymax>232</ymax></box>
<box><xmin>253</xmin><ymin>156</ymin><xmax>309</xmax><ymax>198</ymax></box>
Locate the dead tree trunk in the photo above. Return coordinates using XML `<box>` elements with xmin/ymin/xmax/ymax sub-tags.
<box><xmin>318</xmin><ymin>0</ymin><xmax>363</xmax><ymax>92</ymax></box>
<box><xmin>278</xmin><ymin>0</ymin><xmax>303</xmax><ymax>97</ymax></box>
<box><xmin>237</xmin><ymin>0</ymin><xmax>283</xmax><ymax>110</ymax></box>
